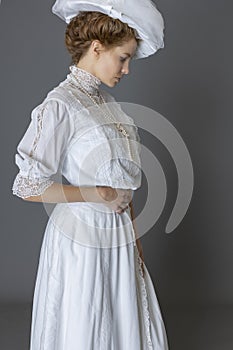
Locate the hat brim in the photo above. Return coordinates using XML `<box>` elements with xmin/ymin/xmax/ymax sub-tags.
<box><xmin>52</xmin><ymin>0</ymin><xmax>165</xmax><ymax>59</ymax></box>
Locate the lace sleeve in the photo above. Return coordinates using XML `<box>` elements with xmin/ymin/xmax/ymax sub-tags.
<box><xmin>12</xmin><ymin>99</ymin><xmax>74</xmax><ymax>199</ymax></box>
<box><xmin>12</xmin><ymin>173</ymin><xmax>54</xmax><ymax>199</ymax></box>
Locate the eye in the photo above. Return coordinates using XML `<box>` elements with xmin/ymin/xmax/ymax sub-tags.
<box><xmin>120</xmin><ymin>57</ymin><xmax>127</xmax><ymax>62</ymax></box>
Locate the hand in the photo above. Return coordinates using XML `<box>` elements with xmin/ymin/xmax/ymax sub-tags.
<box><xmin>96</xmin><ymin>186</ymin><xmax>133</xmax><ymax>214</ymax></box>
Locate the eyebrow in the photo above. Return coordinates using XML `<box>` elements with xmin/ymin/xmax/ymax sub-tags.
<box><xmin>123</xmin><ymin>52</ymin><xmax>137</xmax><ymax>58</ymax></box>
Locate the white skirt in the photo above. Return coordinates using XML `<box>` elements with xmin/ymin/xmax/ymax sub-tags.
<box><xmin>29</xmin><ymin>203</ymin><xmax>169</xmax><ymax>350</ymax></box>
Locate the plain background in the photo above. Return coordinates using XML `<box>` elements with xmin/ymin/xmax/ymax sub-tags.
<box><xmin>1</xmin><ymin>0</ymin><xmax>233</xmax><ymax>349</ymax></box>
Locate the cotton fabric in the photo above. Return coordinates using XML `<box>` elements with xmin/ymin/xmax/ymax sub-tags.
<box><xmin>12</xmin><ymin>66</ymin><xmax>169</xmax><ymax>349</ymax></box>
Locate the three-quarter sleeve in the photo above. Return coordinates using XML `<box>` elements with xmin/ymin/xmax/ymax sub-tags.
<box><xmin>12</xmin><ymin>99</ymin><xmax>74</xmax><ymax>199</ymax></box>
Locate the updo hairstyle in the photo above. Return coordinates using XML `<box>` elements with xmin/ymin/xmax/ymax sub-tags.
<box><xmin>65</xmin><ymin>11</ymin><xmax>141</xmax><ymax>65</ymax></box>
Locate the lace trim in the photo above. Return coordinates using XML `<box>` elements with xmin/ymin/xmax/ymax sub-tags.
<box><xmin>68</xmin><ymin>65</ymin><xmax>101</xmax><ymax>97</ymax></box>
<box><xmin>12</xmin><ymin>103</ymin><xmax>55</xmax><ymax>199</ymax></box>
<box><xmin>12</xmin><ymin>173</ymin><xmax>54</xmax><ymax>199</ymax></box>
<box><xmin>29</xmin><ymin>105</ymin><xmax>46</xmax><ymax>157</ymax></box>
<box><xmin>135</xmin><ymin>245</ymin><xmax>153</xmax><ymax>349</ymax></box>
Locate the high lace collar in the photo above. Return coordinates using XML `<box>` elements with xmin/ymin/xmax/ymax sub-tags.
<box><xmin>68</xmin><ymin>65</ymin><xmax>101</xmax><ymax>96</ymax></box>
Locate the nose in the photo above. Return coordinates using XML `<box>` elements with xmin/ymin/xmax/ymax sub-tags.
<box><xmin>121</xmin><ymin>62</ymin><xmax>130</xmax><ymax>75</ymax></box>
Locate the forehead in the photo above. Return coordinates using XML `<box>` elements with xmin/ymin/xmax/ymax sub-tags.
<box><xmin>114</xmin><ymin>38</ymin><xmax>138</xmax><ymax>55</ymax></box>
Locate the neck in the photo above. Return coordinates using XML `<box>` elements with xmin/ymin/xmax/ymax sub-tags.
<box><xmin>68</xmin><ymin>64</ymin><xmax>101</xmax><ymax>96</ymax></box>
<box><xmin>76</xmin><ymin>63</ymin><xmax>97</xmax><ymax>78</ymax></box>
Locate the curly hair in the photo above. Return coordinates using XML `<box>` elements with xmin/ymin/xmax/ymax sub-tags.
<box><xmin>65</xmin><ymin>11</ymin><xmax>141</xmax><ymax>65</ymax></box>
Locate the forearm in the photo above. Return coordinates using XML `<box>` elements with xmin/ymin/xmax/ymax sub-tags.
<box><xmin>23</xmin><ymin>182</ymin><xmax>101</xmax><ymax>204</ymax></box>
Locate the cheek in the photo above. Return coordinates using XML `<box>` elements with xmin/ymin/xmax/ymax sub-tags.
<box><xmin>101</xmin><ymin>62</ymin><xmax>115</xmax><ymax>77</ymax></box>
<box><xmin>98</xmin><ymin>55</ymin><xmax>120</xmax><ymax>78</ymax></box>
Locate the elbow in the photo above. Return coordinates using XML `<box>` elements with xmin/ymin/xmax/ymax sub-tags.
<box><xmin>22</xmin><ymin>196</ymin><xmax>33</xmax><ymax>201</ymax></box>
<box><xmin>22</xmin><ymin>195</ymin><xmax>42</xmax><ymax>202</ymax></box>
<box><xmin>22</xmin><ymin>196</ymin><xmax>32</xmax><ymax>201</ymax></box>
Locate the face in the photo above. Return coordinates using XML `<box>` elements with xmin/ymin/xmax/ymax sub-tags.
<box><xmin>93</xmin><ymin>38</ymin><xmax>138</xmax><ymax>87</ymax></box>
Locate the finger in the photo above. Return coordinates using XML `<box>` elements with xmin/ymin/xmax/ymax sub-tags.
<box><xmin>116</xmin><ymin>209</ymin><xmax>124</xmax><ymax>214</ymax></box>
<box><xmin>117</xmin><ymin>204</ymin><xmax>129</xmax><ymax>213</ymax></box>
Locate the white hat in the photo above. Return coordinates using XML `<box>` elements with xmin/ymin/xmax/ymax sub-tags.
<box><xmin>52</xmin><ymin>0</ymin><xmax>165</xmax><ymax>59</ymax></box>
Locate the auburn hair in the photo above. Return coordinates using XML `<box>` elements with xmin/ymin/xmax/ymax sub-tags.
<box><xmin>65</xmin><ymin>11</ymin><xmax>141</xmax><ymax>65</ymax></box>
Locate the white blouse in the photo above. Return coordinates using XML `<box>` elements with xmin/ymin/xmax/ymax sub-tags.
<box><xmin>12</xmin><ymin>65</ymin><xmax>142</xmax><ymax>199</ymax></box>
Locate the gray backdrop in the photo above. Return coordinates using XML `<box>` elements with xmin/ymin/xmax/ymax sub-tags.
<box><xmin>1</xmin><ymin>0</ymin><xmax>233</xmax><ymax>349</ymax></box>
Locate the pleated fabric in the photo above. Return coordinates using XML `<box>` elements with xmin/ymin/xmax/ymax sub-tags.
<box><xmin>29</xmin><ymin>204</ymin><xmax>169</xmax><ymax>350</ymax></box>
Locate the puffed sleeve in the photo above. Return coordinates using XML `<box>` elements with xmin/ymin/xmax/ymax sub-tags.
<box><xmin>12</xmin><ymin>99</ymin><xmax>74</xmax><ymax>199</ymax></box>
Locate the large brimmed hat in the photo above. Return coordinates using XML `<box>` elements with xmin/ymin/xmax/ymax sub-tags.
<box><xmin>52</xmin><ymin>0</ymin><xmax>165</xmax><ymax>59</ymax></box>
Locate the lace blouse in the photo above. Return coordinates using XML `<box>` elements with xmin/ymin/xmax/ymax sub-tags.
<box><xmin>12</xmin><ymin>65</ymin><xmax>142</xmax><ymax>199</ymax></box>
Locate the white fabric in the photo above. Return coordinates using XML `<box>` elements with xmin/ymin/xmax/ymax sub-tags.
<box><xmin>52</xmin><ymin>0</ymin><xmax>165</xmax><ymax>59</ymax></box>
<box><xmin>12</xmin><ymin>66</ymin><xmax>169</xmax><ymax>349</ymax></box>
<box><xmin>12</xmin><ymin>100</ymin><xmax>74</xmax><ymax>198</ymax></box>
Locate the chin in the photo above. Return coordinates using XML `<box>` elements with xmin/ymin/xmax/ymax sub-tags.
<box><xmin>104</xmin><ymin>81</ymin><xmax>116</xmax><ymax>88</ymax></box>
<box><xmin>102</xmin><ymin>78</ymin><xmax>119</xmax><ymax>88</ymax></box>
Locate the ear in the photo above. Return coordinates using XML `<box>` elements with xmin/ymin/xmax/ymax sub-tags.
<box><xmin>91</xmin><ymin>40</ymin><xmax>105</xmax><ymax>57</ymax></box>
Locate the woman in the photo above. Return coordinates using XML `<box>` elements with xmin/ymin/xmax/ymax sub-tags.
<box><xmin>12</xmin><ymin>2</ymin><xmax>169</xmax><ymax>349</ymax></box>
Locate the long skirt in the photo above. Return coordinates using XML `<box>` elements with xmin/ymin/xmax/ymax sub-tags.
<box><xmin>29</xmin><ymin>202</ymin><xmax>169</xmax><ymax>349</ymax></box>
